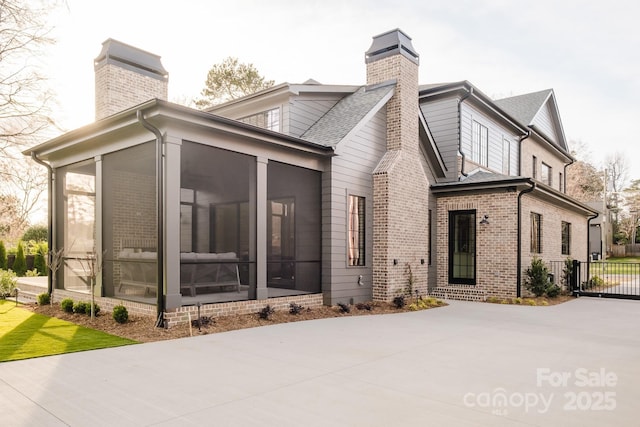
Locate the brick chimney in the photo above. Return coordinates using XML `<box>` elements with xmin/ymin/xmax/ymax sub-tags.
<box><xmin>365</xmin><ymin>29</ymin><xmax>419</xmax><ymax>154</ymax></box>
<box><xmin>94</xmin><ymin>39</ymin><xmax>168</xmax><ymax>120</ymax></box>
<box><xmin>366</xmin><ymin>29</ymin><xmax>429</xmax><ymax>302</ymax></box>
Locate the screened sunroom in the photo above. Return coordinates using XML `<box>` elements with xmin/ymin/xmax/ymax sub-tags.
<box><xmin>31</xmin><ymin>100</ymin><xmax>329</xmax><ymax>317</ymax></box>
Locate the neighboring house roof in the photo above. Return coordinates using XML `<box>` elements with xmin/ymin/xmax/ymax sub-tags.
<box><xmin>301</xmin><ymin>82</ymin><xmax>395</xmax><ymax>148</ymax></box>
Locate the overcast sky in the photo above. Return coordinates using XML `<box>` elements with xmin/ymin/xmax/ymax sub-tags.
<box><xmin>44</xmin><ymin>0</ymin><xmax>640</xmax><ymax>181</ymax></box>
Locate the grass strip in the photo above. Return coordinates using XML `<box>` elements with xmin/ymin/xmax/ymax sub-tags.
<box><xmin>0</xmin><ymin>300</ymin><xmax>137</xmax><ymax>362</ymax></box>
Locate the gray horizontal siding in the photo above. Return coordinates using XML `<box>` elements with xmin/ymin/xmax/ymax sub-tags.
<box><xmin>420</xmin><ymin>98</ymin><xmax>459</xmax><ymax>181</ymax></box>
<box><xmin>461</xmin><ymin>102</ymin><xmax>520</xmax><ymax>175</ymax></box>
<box><xmin>322</xmin><ymin>108</ymin><xmax>387</xmax><ymax>304</ymax></box>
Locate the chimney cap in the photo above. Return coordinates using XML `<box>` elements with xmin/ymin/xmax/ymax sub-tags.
<box><xmin>94</xmin><ymin>38</ymin><xmax>168</xmax><ymax>81</ymax></box>
<box><xmin>365</xmin><ymin>28</ymin><xmax>419</xmax><ymax>65</ymax></box>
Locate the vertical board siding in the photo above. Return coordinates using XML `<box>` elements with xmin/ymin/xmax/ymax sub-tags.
<box><xmin>532</xmin><ymin>102</ymin><xmax>559</xmax><ymax>145</ymax></box>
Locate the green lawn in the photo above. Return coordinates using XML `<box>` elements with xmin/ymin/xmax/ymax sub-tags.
<box><xmin>591</xmin><ymin>257</ymin><xmax>640</xmax><ymax>275</ymax></box>
<box><xmin>0</xmin><ymin>300</ymin><xmax>137</xmax><ymax>362</ymax></box>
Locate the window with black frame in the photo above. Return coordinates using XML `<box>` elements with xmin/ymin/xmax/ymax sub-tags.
<box><xmin>448</xmin><ymin>210</ymin><xmax>476</xmax><ymax>284</ymax></box>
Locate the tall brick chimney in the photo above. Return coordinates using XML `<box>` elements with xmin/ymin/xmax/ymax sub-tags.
<box><xmin>94</xmin><ymin>39</ymin><xmax>168</xmax><ymax>120</ymax></box>
<box><xmin>366</xmin><ymin>29</ymin><xmax>430</xmax><ymax>301</ymax></box>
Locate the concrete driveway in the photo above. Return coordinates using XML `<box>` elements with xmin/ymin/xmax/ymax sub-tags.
<box><xmin>1</xmin><ymin>297</ymin><xmax>639</xmax><ymax>426</ymax></box>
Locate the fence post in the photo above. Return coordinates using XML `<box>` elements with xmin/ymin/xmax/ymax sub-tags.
<box><xmin>571</xmin><ymin>260</ymin><xmax>580</xmax><ymax>294</ymax></box>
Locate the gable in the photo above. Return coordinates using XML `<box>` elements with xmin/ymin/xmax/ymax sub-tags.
<box><xmin>530</xmin><ymin>96</ymin><xmax>567</xmax><ymax>151</ymax></box>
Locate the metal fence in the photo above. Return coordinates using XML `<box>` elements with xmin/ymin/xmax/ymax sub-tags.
<box><xmin>547</xmin><ymin>260</ymin><xmax>640</xmax><ymax>300</ymax></box>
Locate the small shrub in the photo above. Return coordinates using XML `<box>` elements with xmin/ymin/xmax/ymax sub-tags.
<box><xmin>337</xmin><ymin>302</ymin><xmax>351</xmax><ymax>313</ymax></box>
<box><xmin>514</xmin><ymin>297</ymin><xmax>523</xmax><ymax>305</ymax></box>
<box><xmin>524</xmin><ymin>299</ymin><xmax>537</xmax><ymax>306</ymax></box>
<box><xmin>85</xmin><ymin>303</ymin><xmax>100</xmax><ymax>316</ymax></box>
<box><xmin>113</xmin><ymin>305</ymin><xmax>129</xmax><ymax>323</ymax></box>
<box><xmin>258</xmin><ymin>304</ymin><xmax>275</xmax><ymax>320</ymax></box>
<box><xmin>584</xmin><ymin>275</ymin><xmax>604</xmax><ymax>289</ymax></box>
<box><xmin>37</xmin><ymin>293</ymin><xmax>51</xmax><ymax>305</ymax></box>
<box><xmin>25</xmin><ymin>268</ymin><xmax>39</xmax><ymax>277</ymax></box>
<box><xmin>289</xmin><ymin>302</ymin><xmax>304</xmax><ymax>315</ymax></box>
<box><xmin>0</xmin><ymin>269</ymin><xmax>17</xmax><ymax>297</ymax></box>
<box><xmin>541</xmin><ymin>300</ymin><xmax>549</xmax><ymax>306</ymax></box>
<box><xmin>0</xmin><ymin>240</ymin><xmax>6</xmax><ymax>270</ymax></box>
<box><xmin>355</xmin><ymin>302</ymin><xmax>372</xmax><ymax>311</ymax></box>
<box><xmin>61</xmin><ymin>298</ymin><xmax>74</xmax><ymax>313</ymax></box>
<box><xmin>524</xmin><ymin>257</ymin><xmax>550</xmax><ymax>297</ymax></box>
<box><xmin>392</xmin><ymin>295</ymin><xmax>406</xmax><ymax>309</ymax></box>
<box><xmin>546</xmin><ymin>284</ymin><xmax>561</xmax><ymax>298</ymax></box>
<box><xmin>12</xmin><ymin>242</ymin><xmax>27</xmax><ymax>277</ymax></box>
<box><xmin>486</xmin><ymin>296</ymin><xmax>502</xmax><ymax>304</ymax></box>
<box><xmin>73</xmin><ymin>301</ymin><xmax>88</xmax><ymax>314</ymax></box>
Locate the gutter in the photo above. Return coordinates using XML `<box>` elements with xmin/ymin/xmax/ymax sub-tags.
<box><xmin>136</xmin><ymin>109</ymin><xmax>165</xmax><ymax>326</ymax></box>
<box><xmin>30</xmin><ymin>153</ymin><xmax>54</xmax><ymax>295</ymax></box>
<box><xmin>516</xmin><ymin>180</ymin><xmax>536</xmax><ymax>297</ymax></box>
<box><xmin>458</xmin><ymin>87</ymin><xmax>473</xmax><ymax>179</ymax></box>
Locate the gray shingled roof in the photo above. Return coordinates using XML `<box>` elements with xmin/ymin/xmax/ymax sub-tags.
<box><xmin>493</xmin><ymin>89</ymin><xmax>552</xmax><ymax>126</ymax></box>
<box><xmin>301</xmin><ymin>83</ymin><xmax>394</xmax><ymax>148</ymax></box>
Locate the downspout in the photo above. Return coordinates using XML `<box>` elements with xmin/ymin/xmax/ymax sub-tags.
<box><xmin>458</xmin><ymin>87</ymin><xmax>473</xmax><ymax>180</ymax></box>
<box><xmin>30</xmin><ymin>153</ymin><xmax>54</xmax><ymax>295</ymax></box>
<box><xmin>136</xmin><ymin>110</ymin><xmax>165</xmax><ymax>326</ymax></box>
<box><xmin>563</xmin><ymin>157</ymin><xmax>575</xmax><ymax>193</ymax></box>
<box><xmin>586</xmin><ymin>211</ymin><xmax>599</xmax><ymax>263</ymax></box>
<box><xmin>518</xmin><ymin>130</ymin><xmax>531</xmax><ymax>176</ymax></box>
<box><xmin>516</xmin><ymin>181</ymin><xmax>536</xmax><ymax>297</ymax></box>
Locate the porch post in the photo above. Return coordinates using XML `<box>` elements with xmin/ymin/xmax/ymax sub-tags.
<box><xmin>164</xmin><ymin>135</ymin><xmax>182</xmax><ymax>309</ymax></box>
<box><xmin>256</xmin><ymin>157</ymin><xmax>268</xmax><ymax>300</ymax></box>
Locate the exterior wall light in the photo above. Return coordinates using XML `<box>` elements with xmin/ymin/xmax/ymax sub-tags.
<box><xmin>480</xmin><ymin>215</ymin><xmax>490</xmax><ymax>225</ymax></box>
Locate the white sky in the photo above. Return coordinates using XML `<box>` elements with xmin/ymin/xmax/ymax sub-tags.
<box><xmin>44</xmin><ymin>0</ymin><xmax>640</xmax><ymax>180</ymax></box>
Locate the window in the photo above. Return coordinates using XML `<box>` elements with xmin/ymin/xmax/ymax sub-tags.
<box><xmin>348</xmin><ymin>195</ymin><xmax>365</xmax><ymax>266</ymax></box>
<box><xmin>562</xmin><ymin>221</ymin><xmax>571</xmax><ymax>255</ymax></box>
<box><xmin>541</xmin><ymin>163</ymin><xmax>552</xmax><ymax>186</ymax></box>
<box><xmin>448</xmin><ymin>210</ymin><xmax>476</xmax><ymax>284</ymax></box>
<box><xmin>502</xmin><ymin>138</ymin><xmax>511</xmax><ymax>175</ymax></box>
<box><xmin>531</xmin><ymin>212</ymin><xmax>542</xmax><ymax>253</ymax></box>
<box><xmin>428</xmin><ymin>209</ymin><xmax>432</xmax><ymax>266</ymax></box>
<box><xmin>239</xmin><ymin>108</ymin><xmax>280</xmax><ymax>131</ymax></box>
<box><xmin>559</xmin><ymin>172</ymin><xmax>564</xmax><ymax>192</ymax></box>
<box><xmin>472</xmin><ymin>120</ymin><xmax>488</xmax><ymax>166</ymax></box>
<box><xmin>532</xmin><ymin>156</ymin><xmax>537</xmax><ymax>179</ymax></box>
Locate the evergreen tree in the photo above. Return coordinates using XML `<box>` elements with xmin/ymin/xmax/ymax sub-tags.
<box><xmin>13</xmin><ymin>242</ymin><xmax>27</xmax><ymax>276</ymax></box>
<box><xmin>0</xmin><ymin>240</ymin><xmax>6</xmax><ymax>270</ymax></box>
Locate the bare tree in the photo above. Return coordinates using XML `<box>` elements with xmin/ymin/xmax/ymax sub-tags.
<box><xmin>566</xmin><ymin>140</ymin><xmax>604</xmax><ymax>203</ymax></box>
<box><xmin>605</xmin><ymin>152</ymin><xmax>628</xmax><ymax>240</ymax></box>
<box><xmin>0</xmin><ymin>0</ymin><xmax>59</xmax><ymax>239</ymax></box>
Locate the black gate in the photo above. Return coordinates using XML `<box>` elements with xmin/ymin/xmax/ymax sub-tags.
<box><xmin>568</xmin><ymin>260</ymin><xmax>640</xmax><ymax>300</ymax></box>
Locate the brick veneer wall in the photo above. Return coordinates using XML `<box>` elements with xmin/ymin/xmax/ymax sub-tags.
<box><xmin>434</xmin><ymin>189</ymin><xmax>589</xmax><ymax>300</ymax></box>
<box><xmin>368</xmin><ymin>52</ymin><xmax>430</xmax><ymax>302</ymax></box>
<box><xmin>95</xmin><ymin>63</ymin><xmax>168</xmax><ymax>120</ymax></box>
